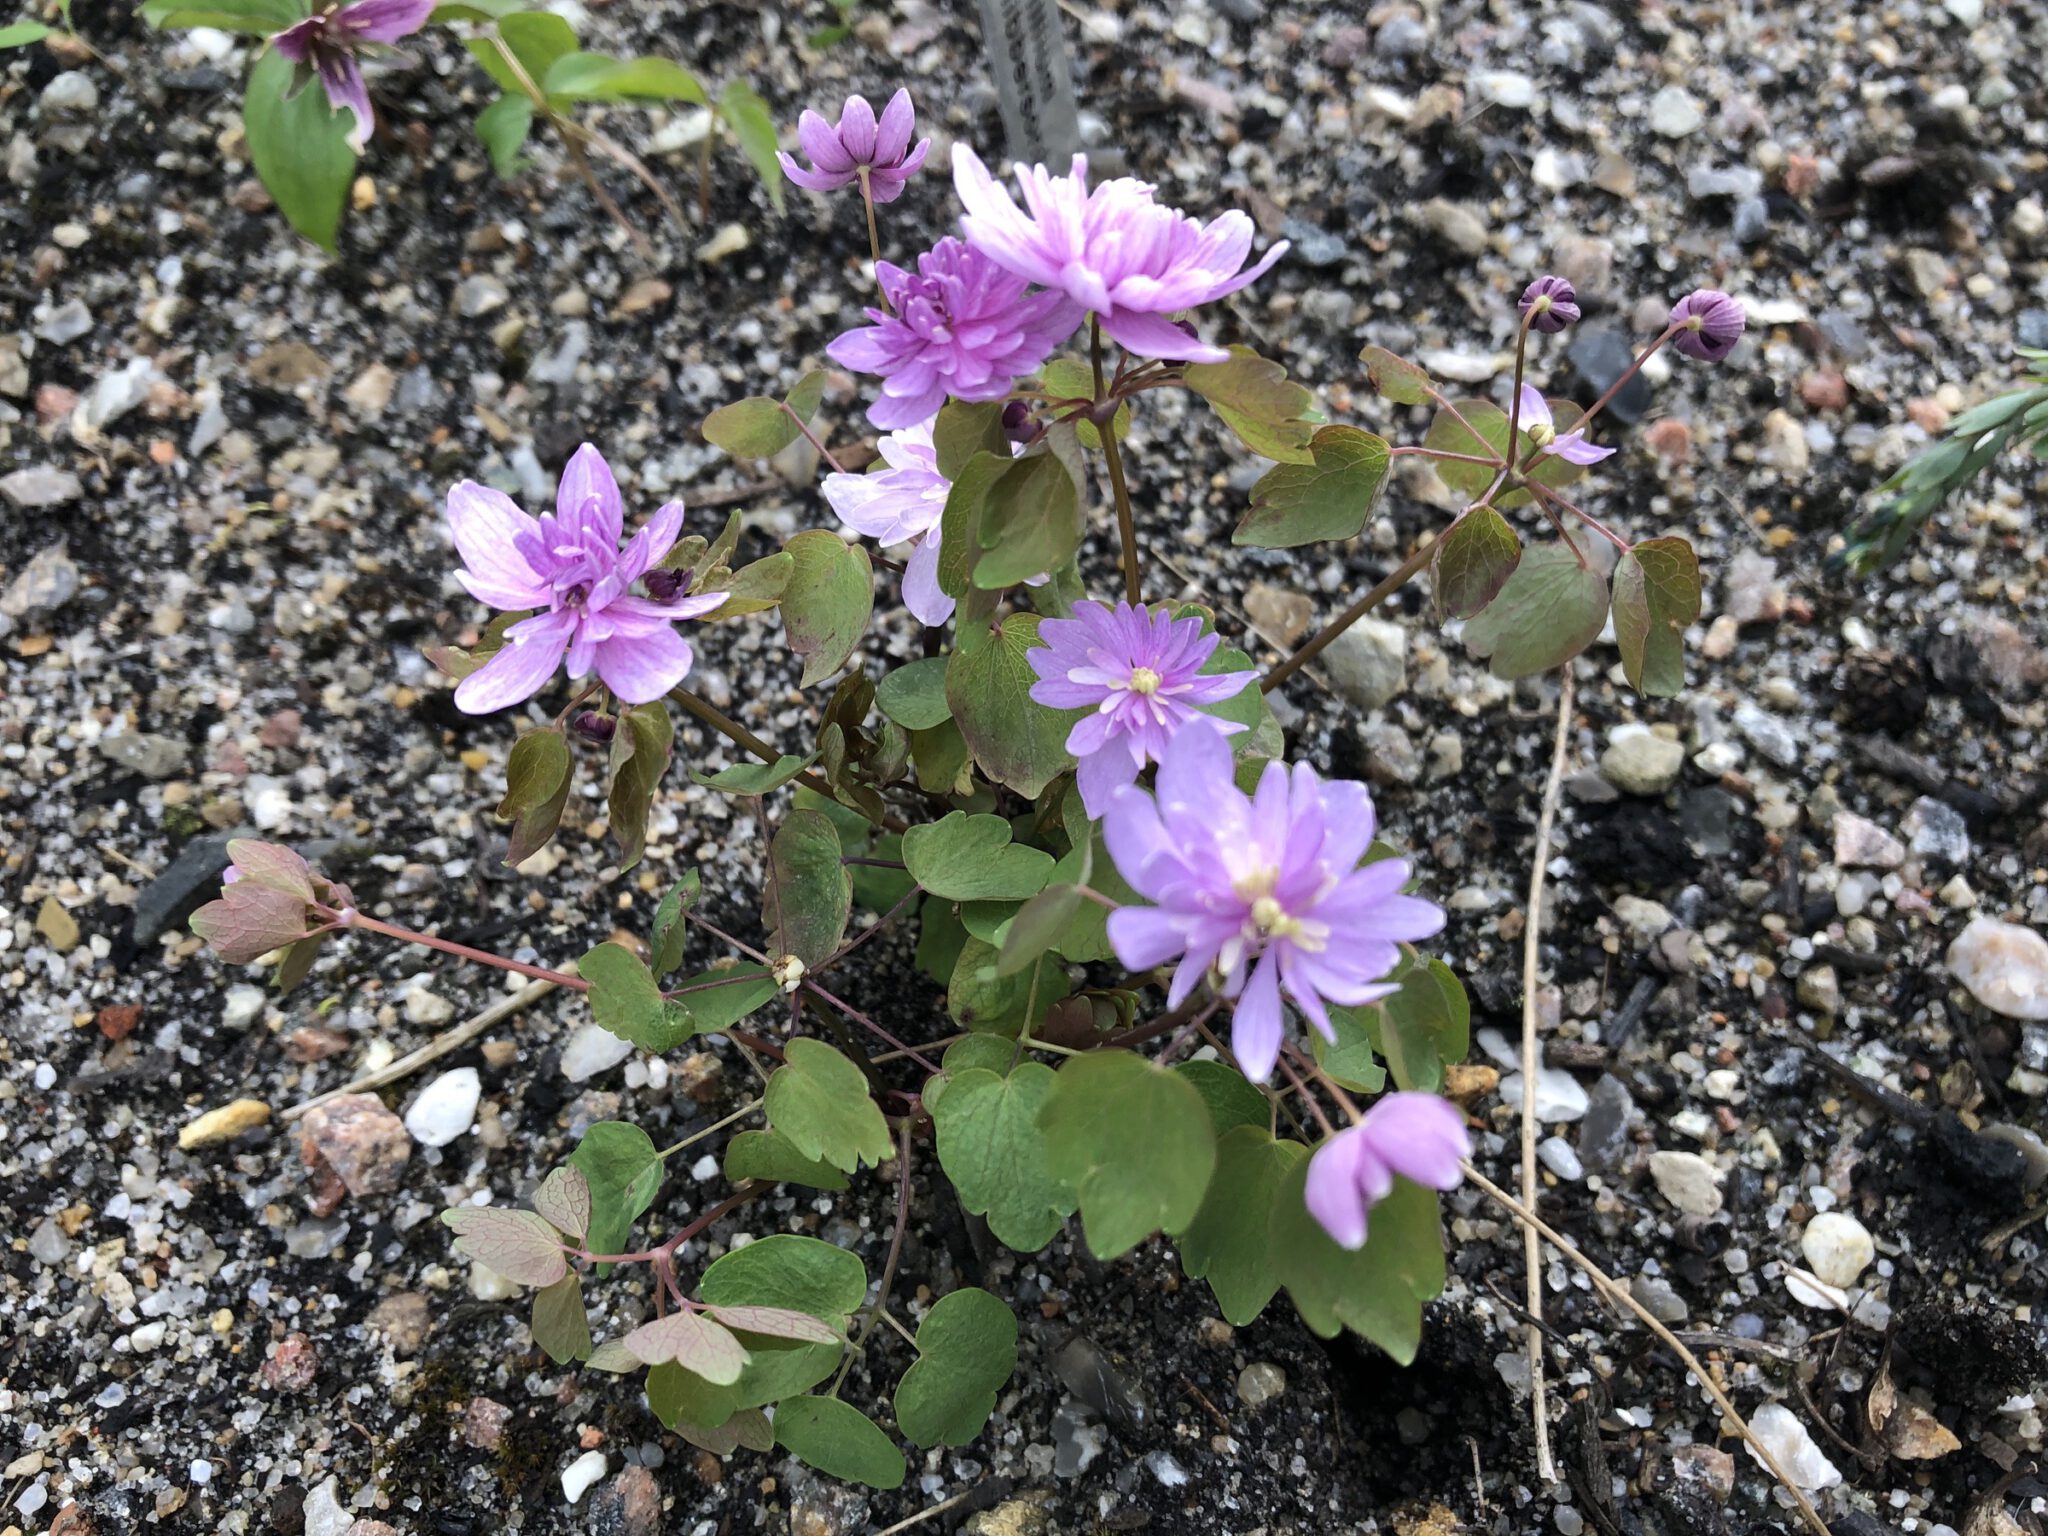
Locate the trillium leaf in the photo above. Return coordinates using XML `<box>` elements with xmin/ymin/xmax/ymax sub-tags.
<box><xmin>1359</xmin><ymin>345</ymin><xmax>1435</xmax><ymax>406</ymax></box>
<box><xmin>532</xmin><ymin>1166</ymin><xmax>592</xmax><ymax>1241</ymax></box>
<box><xmin>723</xmin><ymin>1127</ymin><xmax>849</xmax><ymax>1192</ymax></box>
<box><xmin>568</xmin><ymin>1121</ymin><xmax>662</xmax><ymax>1270</ymax></box>
<box><xmin>1461</xmin><ymin>540</ymin><xmax>1609</xmax><ymax>679</ymax></box>
<box><xmin>465</xmin><ymin>12</ymin><xmax>578</xmax><ymax>101</ymax></box>
<box><xmin>780</xmin><ymin>531</ymin><xmax>873</xmax><ymax>687</ymax></box>
<box><xmin>242</xmin><ymin>50</ymin><xmax>356</xmax><ymax>252</ymax></box>
<box><xmin>442</xmin><ymin>1206</ymin><xmax>568</xmax><ymax>1287</ymax></box>
<box><xmin>762</xmin><ymin>1038</ymin><xmax>892</xmax><ymax>1172</ymax></box>
<box><xmin>498</xmin><ymin>726</ymin><xmax>572</xmax><ymax>867</ymax></box>
<box><xmin>947</xmin><ymin>613</ymin><xmax>1080</xmax><ymax>799</ymax></box>
<box><xmin>648</xmin><ymin>871</ymin><xmax>700</xmax><ymax>979</ymax></box>
<box><xmin>1610</xmin><ymin>536</ymin><xmax>1702</xmax><ymax>698</ymax></box>
<box><xmin>1233</xmin><ymin>425</ymin><xmax>1392</xmax><ymax>548</ymax></box>
<box><xmin>766</xmin><ymin>809</ymin><xmax>851</xmax><ymax>968</ymax></box>
<box><xmin>579</xmin><ymin>940</ymin><xmax>700</xmax><ymax>1053</ymax></box>
<box><xmin>474</xmin><ymin>93</ymin><xmax>535</xmax><ymax>178</ymax></box>
<box><xmin>542</xmin><ymin>51</ymin><xmax>706</xmax><ymax>104</ymax></box>
<box><xmin>605</xmin><ymin>701</ymin><xmax>673</xmax><ymax>872</ymax></box>
<box><xmin>623</xmin><ymin>1310</ymin><xmax>751</xmax><ymax>1384</ymax></box>
<box><xmin>1182</xmin><ymin>346</ymin><xmax>1320</xmax><ymax>464</ymax></box>
<box><xmin>876</xmin><ymin>656</ymin><xmax>954</xmax><ymax>730</ymax></box>
<box><xmin>894</xmin><ymin>1288</ymin><xmax>1020</xmax><ymax>1448</ymax></box>
<box><xmin>902</xmin><ymin>811</ymin><xmax>1057</xmax><ymax>903</ymax></box>
<box><xmin>1039</xmin><ymin>1051</ymin><xmax>1217</xmax><ymax>1259</ymax></box>
<box><xmin>1271</xmin><ymin>1169</ymin><xmax>1447</xmax><ymax>1362</ymax></box>
<box><xmin>1431</xmin><ymin>505</ymin><xmax>1522</xmax><ymax>622</ymax></box>
<box><xmin>1178</xmin><ymin>1127</ymin><xmax>1308</xmax><ymax>1325</ymax></box>
<box><xmin>531</xmin><ymin>1273</ymin><xmax>593</xmax><ymax>1363</ymax></box>
<box><xmin>690</xmin><ymin>752</ymin><xmax>818</xmax><ymax>795</ymax></box>
<box><xmin>718</xmin><ymin>78</ymin><xmax>785</xmax><ymax>214</ymax></box>
<box><xmin>931</xmin><ymin>1062</ymin><xmax>1074</xmax><ymax>1251</ymax></box>
<box><xmin>773</xmin><ymin>1397</ymin><xmax>906</xmax><ymax>1490</ymax></box>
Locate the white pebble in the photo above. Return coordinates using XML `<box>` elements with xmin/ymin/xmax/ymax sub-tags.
<box><xmin>561</xmin><ymin>1449</ymin><xmax>607</xmax><ymax>1504</ymax></box>
<box><xmin>560</xmin><ymin>1023</ymin><xmax>635</xmax><ymax>1082</ymax></box>
<box><xmin>1746</xmin><ymin>1403</ymin><xmax>1842</xmax><ymax>1490</ymax></box>
<box><xmin>1648</xmin><ymin>1150</ymin><xmax>1723</xmax><ymax>1217</ymax></box>
<box><xmin>222</xmin><ymin>984</ymin><xmax>267</xmax><ymax>1028</ymax></box>
<box><xmin>1498</xmin><ymin>1068</ymin><xmax>1590</xmax><ymax>1122</ymax></box>
<box><xmin>1946</xmin><ymin>918</ymin><xmax>2048</xmax><ymax>1020</ymax></box>
<box><xmin>1800</xmin><ymin>1211</ymin><xmax>1875</xmax><ymax>1287</ymax></box>
<box><xmin>1537</xmin><ymin>1136</ymin><xmax>1583</xmax><ymax>1180</ymax></box>
<box><xmin>403</xmin><ymin>1067</ymin><xmax>481</xmax><ymax>1148</ymax></box>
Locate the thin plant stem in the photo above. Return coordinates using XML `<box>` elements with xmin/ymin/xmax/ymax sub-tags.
<box><xmin>1569</xmin><ymin>326</ymin><xmax>1678</xmax><ymax>439</ymax></box>
<box><xmin>834</xmin><ymin>1118</ymin><xmax>915</xmax><ymax>1393</ymax></box>
<box><xmin>1092</xmin><ymin>316</ymin><xmax>1144</xmax><ymax>606</ymax></box>
<box><xmin>1389</xmin><ymin>446</ymin><xmax>1500</xmax><ymax>465</ymax></box>
<box><xmin>1261</xmin><ymin>539</ymin><xmax>1434</xmax><ymax>694</ymax></box>
<box><xmin>657</xmin><ymin>1098</ymin><xmax>763</xmax><ymax>1160</ymax></box>
<box><xmin>666</xmin><ymin>685</ymin><xmax>903</xmax><ymax>831</ymax></box>
<box><xmin>1461</xmin><ymin>1164</ymin><xmax>1833</xmax><ymax>1536</ymax></box>
<box><xmin>1275</xmin><ymin>1054</ymin><xmax>1335</xmax><ymax>1137</ymax></box>
<box><xmin>1504</xmin><ymin>310</ymin><xmax>1536</xmax><ymax>459</ymax></box>
<box><xmin>578</xmin><ymin>1184</ymin><xmax>764</xmax><ymax>1266</ymax></box>
<box><xmin>1518</xmin><ymin>667</ymin><xmax>1576</xmax><ymax>1486</ymax></box>
<box><xmin>858</xmin><ymin>166</ymin><xmax>890</xmax><ymax>313</ymax></box>
<box><xmin>1421</xmin><ymin>386</ymin><xmax>1511</xmax><ymax>468</ymax></box>
<box><xmin>1524</xmin><ymin>480</ymin><xmax>1632</xmax><ymax>554</ymax></box>
<box><xmin>343</xmin><ymin>913</ymin><xmax>586</xmax><ymax>991</ymax></box>
<box><xmin>778</xmin><ymin>399</ymin><xmax>848</xmax><ymax>474</ymax></box>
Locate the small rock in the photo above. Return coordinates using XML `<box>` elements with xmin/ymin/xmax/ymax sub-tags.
<box><xmin>222</xmin><ymin>983</ymin><xmax>267</xmax><ymax>1028</ymax></box>
<box><xmin>97</xmin><ymin>1003</ymin><xmax>142</xmax><ymax>1040</ymax></box>
<box><xmin>1567</xmin><ymin>329</ymin><xmax>1652</xmax><ymax>424</ymax></box>
<box><xmin>1732</xmin><ymin>701</ymin><xmax>1799</xmax><ymax>768</ymax></box>
<box><xmin>1322</xmin><ymin>618</ymin><xmax>1408</xmax><ymax>711</ymax></box>
<box><xmin>3</xmin><ymin>541</ymin><xmax>81</xmax><ymax>617</ymax></box>
<box><xmin>696</xmin><ymin>223</ymin><xmax>750</xmax><ymax>264</ymax></box>
<box><xmin>1</xmin><ymin>466</ymin><xmax>84</xmax><ymax>510</ymax></box>
<box><xmin>1648</xmin><ymin>1150</ymin><xmax>1723</xmax><ymax>1216</ymax></box>
<box><xmin>1745</xmin><ymin>1403</ymin><xmax>1841</xmax><ymax>1491</ymax></box>
<box><xmin>1800</xmin><ymin>1211</ymin><xmax>1875</xmax><ymax>1287</ymax></box>
<box><xmin>1236</xmin><ymin>1362</ymin><xmax>1286</xmax><ymax>1407</ymax></box>
<box><xmin>1648</xmin><ymin>85</ymin><xmax>1703</xmax><ymax>137</ymax></box>
<box><xmin>30</xmin><ymin>1215</ymin><xmax>70</xmax><ymax>1266</ymax></box>
<box><xmin>1601</xmin><ymin>728</ymin><xmax>1685</xmax><ymax>796</ymax></box>
<box><xmin>454</xmin><ymin>275</ymin><xmax>510</xmax><ymax>318</ymax></box>
<box><xmin>178</xmin><ymin>1098</ymin><xmax>271</xmax><ymax>1149</ymax></box>
<box><xmin>366</xmin><ymin>1293</ymin><xmax>433</xmax><ymax>1356</ymax></box>
<box><xmin>1761</xmin><ymin>409</ymin><xmax>1810</xmax><ymax>475</ymax></box>
<box><xmin>1947</xmin><ymin>919</ymin><xmax>2048</xmax><ymax>1020</ymax></box>
<box><xmin>300</xmin><ymin>1093</ymin><xmax>413</xmax><ymax>1200</ymax></box>
<box><xmin>1415</xmin><ymin>198</ymin><xmax>1488</xmax><ymax>257</ymax></box>
<box><xmin>1902</xmin><ymin>796</ymin><xmax>1969</xmax><ymax>865</ymax></box>
<box><xmin>1833</xmin><ymin>812</ymin><xmax>1905</xmax><ymax>869</ymax></box>
<box><xmin>562</xmin><ymin>1022</ymin><xmax>635</xmax><ymax>1082</ymax></box>
<box><xmin>1885</xmin><ymin>1401</ymin><xmax>1961</xmax><ymax>1460</ymax></box>
<box><xmin>1613</xmin><ymin>894</ymin><xmax>1674</xmax><ymax>945</ymax></box>
<box><xmin>585</xmin><ymin>1466</ymin><xmax>662</xmax><ymax>1536</ymax></box>
<box><xmin>617</xmin><ymin>277</ymin><xmax>672</xmax><ymax>315</ymax></box>
<box><xmin>1498</xmin><ymin>1066</ymin><xmax>1589</xmax><ymax>1122</ymax></box>
<box><xmin>1796</xmin><ymin>965</ymin><xmax>1840</xmax><ymax>1016</ymax></box>
<box><xmin>403</xmin><ymin>1067</ymin><xmax>480</xmax><ymax>1148</ymax></box>
<box><xmin>40</xmin><ymin>71</ymin><xmax>99</xmax><ymax>113</ymax></box>
<box><xmin>462</xmin><ymin>1397</ymin><xmax>512</xmax><ymax>1450</ymax></box>
<box><xmin>1722</xmin><ymin>550</ymin><xmax>1786</xmax><ymax>625</ymax></box>
<box><xmin>260</xmin><ymin>1332</ymin><xmax>318</xmax><ymax>1391</ymax></box>
<box><xmin>36</xmin><ymin>896</ymin><xmax>80</xmax><ymax>952</ymax></box>
<box><xmin>1471</xmin><ymin>69</ymin><xmax>1536</xmax><ymax>109</ymax></box>
<box><xmin>561</xmin><ymin>1450</ymin><xmax>607</xmax><ymax>1505</ymax></box>
<box><xmin>403</xmin><ymin>984</ymin><xmax>457</xmax><ymax>1025</ymax></box>
<box><xmin>302</xmin><ymin>1478</ymin><xmax>349</xmax><ymax>1536</ymax></box>
<box><xmin>1359</xmin><ymin>720</ymin><xmax>1421</xmax><ymax>786</ymax></box>
<box><xmin>98</xmin><ymin>733</ymin><xmax>188</xmax><ymax>780</ymax></box>
<box><xmin>1630</xmin><ymin>1274</ymin><xmax>1688</xmax><ymax>1324</ymax></box>
<box><xmin>1580</xmin><ymin>1075</ymin><xmax>1635</xmax><ymax>1168</ymax></box>
<box><xmin>1245</xmin><ymin>582</ymin><xmax>1313</xmax><ymax>647</ymax></box>
<box><xmin>1668</xmin><ymin>1445</ymin><xmax>1735</xmax><ymax>1501</ymax></box>
<box><xmin>1538</xmin><ymin>1136</ymin><xmax>1583</xmax><ymax>1180</ymax></box>
<box><xmin>342</xmin><ymin>363</ymin><xmax>396</xmax><ymax>418</ymax></box>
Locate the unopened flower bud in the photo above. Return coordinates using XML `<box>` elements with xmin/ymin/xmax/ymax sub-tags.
<box><xmin>643</xmin><ymin>568</ymin><xmax>687</xmax><ymax>602</ymax></box>
<box><xmin>1001</xmin><ymin>399</ymin><xmax>1040</xmax><ymax>445</ymax></box>
<box><xmin>1668</xmin><ymin>288</ymin><xmax>1745</xmax><ymax>363</ymax></box>
<box><xmin>571</xmin><ymin>710</ymin><xmax>617</xmax><ymax>744</ymax></box>
<box><xmin>1518</xmin><ymin>274</ymin><xmax>1581</xmax><ymax>333</ymax></box>
<box><xmin>771</xmin><ymin>953</ymin><xmax>806</xmax><ymax>994</ymax></box>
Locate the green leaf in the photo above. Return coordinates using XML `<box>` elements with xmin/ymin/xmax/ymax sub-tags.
<box><xmin>931</xmin><ymin>1063</ymin><xmax>1074</xmax><ymax>1251</ymax></box>
<box><xmin>876</xmin><ymin>657</ymin><xmax>954</xmax><ymax>730</ymax></box>
<box><xmin>543</xmin><ymin>50</ymin><xmax>706</xmax><ymax>104</ymax></box>
<box><xmin>568</xmin><ymin>1122</ymin><xmax>662</xmax><ymax>1270</ymax></box>
<box><xmin>947</xmin><ymin>613</ymin><xmax>1079</xmax><ymax>799</ymax></box>
<box><xmin>648</xmin><ymin>872</ymin><xmax>700</xmax><ymax>979</ymax></box>
<box><xmin>606</xmin><ymin>701</ymin><xmax>672</xmax><ymax>872</ymax></box>
<box><xmin>579</xmin><ymin>940</ymin><xmax>698</xmax><ymax>1053</ymax></box>
<box><xmin>646</xmin><ymin>1359</ymin><xmax>738</xmax><ymax>1430</ymax></box>
<box><xmin>1375</xmin><ymin>952</ymin><xmax>1470</xmax><ymax>1093</ymax></box>
<box><xmin>765</xmin><ymin>809</ymin><xmax>851</xmax><ymax>968</ymax></box>
<box><xmin>706</xmin><ymin>1305</ymin><xmax>844</xmax><ymax>1345</ymax></box>
<box><xmin>531</xmin><ymin>1273</ymin><xmax>593</xmax><ymax>1362</ymax></box>
<box><xmin>895</xmin><ymin>1289</ymin><xmax>1020</xmax><ymax>1447</ymax></box>
<box><xmin>442</xmin><ymin>1206</ymin><xmax>568</xmax><ymax>1287</ymax></box>
<box><xmin>431</xmin><ymin>0</ymin><xmax>527</xmax><ymax>18</ymax></box>
<box><xmin>243</xmin><ymin>49</ymin><xmax>356</xmax><ymax>252</ymax></box>
<box><xmin>1040</xmin><ymin>1051</ymin><xmax>1216</xmax><ymax>1259</ymax></box>
<box><xmin>0</xmin><ymin>21</ymin><xmax>55</xmax><ymax>46</ymax></box>
<box><xmin>1178</xmin><ymin>1127</ymin><xmax>1307</xmax><ymax>1324</ymax></box>
<box><xmin>1311</xmin><ymin>1005</ymin><xmax>1387</xmax><ymax>1094</ymax></box>
<box><xmin>1176</xmin><ymin>1059</ymin><xmax>1269</xmax><ymax>1135</ymax></box>
<box><xmin>1461</xmin><ymin>540</ymin><xmax>1609</xmax><ymax>679</ymax></box>
<box><xmin>1610</xmin><ymin>536</ymin><xmax>1702</xmax><ymax>698</ymax></box>
<box><xmin>774</xmin><ymin>1397</ymin><xmax>906</xmax><ymax>1490</ymax></box>
<box><xmin>1272</xmin><ymin>1168</ymin><xmax>1446</xmax><ymax>1362</ymax></box>
<box><xmin>623</xmin><ymin>1311</ymin><xmax>750</xmax><ymax>1383</ymax></box>
<box><xmin>718</xmin><ymin>78</ymin><xmax>785</xmax><ymax>213</ymax></box>
<box><xmin>699</xmin><ymin>1233</ymin><xmax>867</xmax><ymax>1321</ymax></box>
<box><xmin>975</xmin><ymin>444</ymin><xmax>1083</xmax><ymax>589</ymax></box>
<box><xmin>935</xmin><ymin>450</ymin><xmax>1014</xmax><ymax>599</ymax></box>
<box><xmin>710</xmin><ymin>550</ymin><xmax>796</xmax><ymax>616</ymax></box>
<box><xmin>780</xmin><ymin>531</ymin><xmax>873</xmax><ymax>687</ymax></box>
<box><xmin>946</xmin><ymin>934</ymin><xmax>1068</xmax><ymax>1034</ymax></box>
<box><xmin>932</xmin><ymin>399</ymin><xmax>1007</xmax><ymax>480</ymax></box>
<box><xmin>474</xmin><ymin>92</ymin><xmax>534</xmax><ymax>177</ymax></box>
<box><xmin>997</xmin><ymin>881</ymin><xmax>1086</xmax><ymax>976</ymax></box>
<box><xmin>1039</xmin><ymin>356</ymin><xmax>1128</xmax><ymax>449</ymax></box>
<box><xmin>497</xmin><ymin>727</ymin><xmax>572</xmax><ymax>867</ymax></box>
<box><xmin>1421</xmin><ymin>400</ymin><xmax>1510</xmax><ymax>498</ymax></box>
<box><xmin>1233</xmin><ymin>425</ymin><xmax>1392</xmax><ymax>548</ymax></box>
<box><xmin>763</xmin><ymin>1038</ymin><xmax>892</xmax><ymax>1172</ymax></box>
<box><xmin>142</xmin><ymin>0</ymin><xmax>300</xmax><ymax>31</ymax></box>
<box><xmin>665</xmin><ymin>966</ymin><xmax>778</xmax><ymax>1033</ymax></box>
<box><xmin>724</xmin><ymin>1128</ymin><xmax>849</xmax><ymax>1192</ymax></box>
<box><xmin>1359</xmin><ymin>345</ymin><xmax>1434</xmax><ymax>406</ymax></box>
<box><xmin>1182</xmin><ymin>346</ymin><xmax>1320</xmax><ymax>464</ymax></box>
<box><xmin>1430</xmin><ymin>504</ymin><xmax>1522</xmax><ymax>622</ymax></box>
<box><xmin>902</xmin><ymin>812</ymin><xmax>1057</xmax><ymax>903</ymax></box>
<box><xmin>691</xmin><ymin>752</ymin><xmax>818</xmax><ymax>795</ymax></box>
<box><xmin>702</xmin><ymin>373</ymin><xmax>824</xmax><ymax>458</ymax></box>
<box><xmin>465</xmin><ymin>12</ymin><xmax>577</xmax><ymax>99</ymax></box>
<box><xmin>532</xmin><ymin>1166</ymin><xmax>592</xmax><ymax>1240</ymax></box>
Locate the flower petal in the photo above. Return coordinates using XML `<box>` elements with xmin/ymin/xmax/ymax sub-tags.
<box><xmin>556</xmin><ymin>443</ymin><xmax>623</xmax><ymax>546</ymax></box>
<box><xmin>452</xmin><ymin>610</ymin><xmax>574</xmax><ymax>713</ymax></box>
<box><xmin>446</xmin><ymin>481</ymin><xmax>548</xmax><ymax>609</ymax></box>
<box><xmin>593</xmin><ymin>625</ymin><xmax>694</xmax><ymax>704</ymax></box>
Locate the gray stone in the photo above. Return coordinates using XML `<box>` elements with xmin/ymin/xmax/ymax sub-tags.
<box><xmin>99</xmin><ymin>733</ymin><xmax>187</xmax><ymax>780</ymax></box>
<box><xmin>0</xmin><ymin>466</ymin><xmax>84</xmax><ymax>510</ymax></box>
<box><xmin>40</xmin><ymin>71</ymin><xmax>98</xmax><ymax>113</ymax></box>
<box><xmin>1648</xmin><ymin>85</ymin><xmax>1703</xmax><ymax>137</ymax></box>
<box><xmin>1601</xmin><ymin>729</ymin><xmax>1685</xmax><ymax>795</ymax></box>
<box><xmin>1902</xmin><ymin>796</ymin><xmax>1969</xmax><ymax>864</ymax></box>
<box><xmin>1732</xmin><ymin>701</ymin><xmax>1799</xmax><ymax>768</ymax></box>
<box><xmin>1833</xmin><ymin>812</ymin><xmax>1905</xmax><ymax>869</ymax></box>
<box><xmin>1947</xmin><ymin>918</ymin><xmax>2048</xmax><ymax>1020</ymax></box>
<box><xmin>1648</xmin><ymin>1150</ymin><xmax>1723</xmax><ymax>1216</ymax></box>
<box><xmin>1279</xmin><ymin>218</ymin><xmax>1347</xmax><ymax>269</ymax></box>
<box><xmin>1416</xmin><ymin>198</ymin><xmax>1488</xmax><ymax>257</ymax></box>
<box><xmin>1630</xmin><ymin>1274</ymin><xmax>1688</xmax><ymax>1323</ymax></box>
<box><xmin>1359</xmin><ymin>720</ymin><xmax>1421</xmax><ymax>786</ymax></box>
<box><xmin>1568</xmin><ymin>329</ymin><xmax>1652</xmax><ymax>424</ymax></box>
<box><xmin>35</xmin><ymin>298</ymin><xmax>93</xmax><ymax>345</ymax></box>
<box><xmin>2</xmin><ymin>541</ymin><xmax>80</xmax><ymax>618</ymax></box>
<box><xmin>1322</xmin><ymin>617</ymin><xmax>1407</xmax><ymax>712</ymax></box>
<box><xmin>131</xmin><ymin>829</ymin><xmax>248</xmax><ymax>946</ymax></box>
<box><xmin>454</xmin><ymin>275</ymin><xmax>510</xmax><ymax>318</ymax></box>
<box><xmin>1235</xmin><ymin>1362</ymin><xmax>1286</xmax><ymax>1407</ymax></box>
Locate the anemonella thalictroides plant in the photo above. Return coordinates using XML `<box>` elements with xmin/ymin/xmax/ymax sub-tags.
<box><xmin>191</xmin><ymin>89</ymin><xmax>1746</xmax><ymax>1488</ymax></box>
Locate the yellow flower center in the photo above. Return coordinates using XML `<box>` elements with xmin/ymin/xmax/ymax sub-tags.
<box><xmin>1249</xmin><ymin>894</ymin><xmax>1302</xmax><ymax>940</ymax></box>
<box><xmin>1526</xmin><ymin>421</ymin><xmax>1556</xmax><ymax>448</ymax></box>
<box><xmin>1127</xmin><ymin>666</ymin><xmax>1162</xmax><ymax>695</ymax></box>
